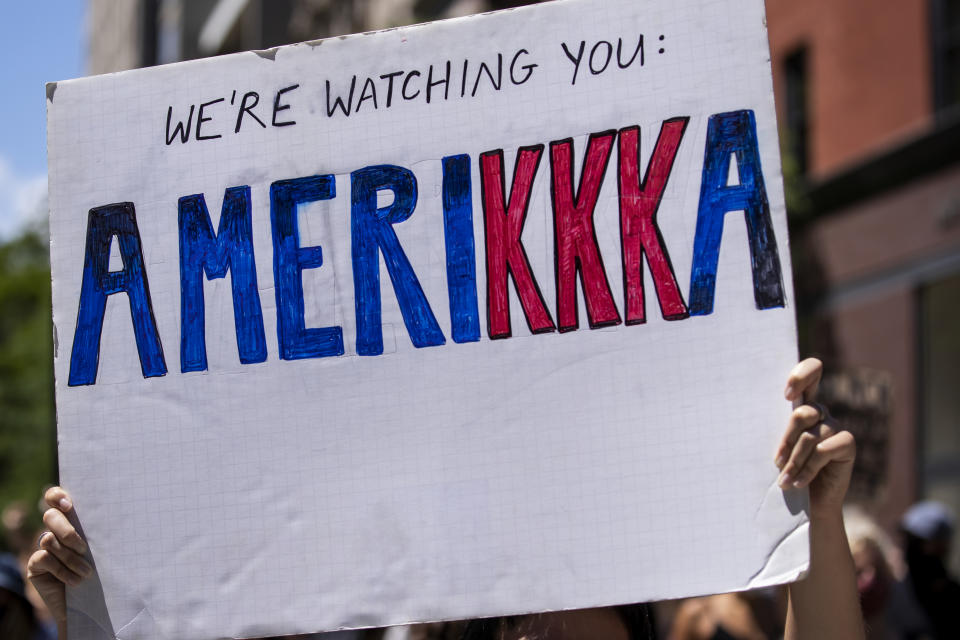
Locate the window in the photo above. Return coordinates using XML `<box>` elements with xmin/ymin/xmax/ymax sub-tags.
<box><xmin>932</xmin><ymin>0</ymin><xmax>960</xmax><ymax>112</ymax></box>
<box><xmin>919</xmin><ymin>273</ymin><xmax>960</xmax><ymax>573</ymax></box>
<box><xmin>783</xmin><ymin>47</ymin><xmax>810</xmax><ymax>176</ymax></box>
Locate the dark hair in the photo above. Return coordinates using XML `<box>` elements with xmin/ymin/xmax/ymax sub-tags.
<box><xmin>459</xmin><ymin>604</ymin><xmax>657</xmax><ymax>640</ymax></box>
<box><xmin>0</xmin><ymin>553</ymin><xmax>40</xmax><ymax>639</ymax></box>
<box><xmin>0</xmin><ymin>586</ymin><xmax>38</xmax><ymax>640</ymax></box>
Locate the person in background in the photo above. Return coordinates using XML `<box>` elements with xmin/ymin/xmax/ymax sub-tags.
<box><xmin>668</xmin><ymin>590</ymin><xmax>784</xmax><ymax>640</ymax></box>
<box><xmin>25</xmin><ymin>359</ymin><xmax>866</xmax><ymax>640</ymax></box>
<box><xmin>2</xmin><ymin>502</ymin><xmax>36</xmax><ymax>557</ymax></box>
<box><xmin>2</xmin><ymin>499</ymin><xmax>59</xmax><ymax>637</ymax></box>
<box><xmin>843</xmin><ymin>505</ymin><xmax>901</xmax><ymax>640</ymax></box>
<box><xmin>1</xmin><ymin>552</ymin><xmax>56</xmax><ymax>640</ymax></box>
<box><xmin>887</xmin><ymin>501</ymin><xmax>960</xmax><ymax>640</ymax></box>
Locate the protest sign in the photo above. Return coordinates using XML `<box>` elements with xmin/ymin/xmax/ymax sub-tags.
<box><xmin>47</xmin><ymin>0</ymin><xmax>807</xmax><ymax>638</ymax></box>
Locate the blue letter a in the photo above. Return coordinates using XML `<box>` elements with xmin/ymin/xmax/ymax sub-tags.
<box><xmin>179</xmin><ymin>187</ymin><xmax>267</xmax><ymax>372</ymax></box>
<box><xmin>689</xmin><ymin>110</ymin><xmax>785</xmax><ymax>316</ymax></box>
<box><xmin>68</xmin><ymin>203</ymin><xmax>166</xmax><ymax>386</ymax></box>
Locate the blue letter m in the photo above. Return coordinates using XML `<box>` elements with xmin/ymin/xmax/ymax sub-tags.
<box><xmin>179</xmin><ymin>187</ymin><xmax>267</xmax><ymax>372</ymax></box>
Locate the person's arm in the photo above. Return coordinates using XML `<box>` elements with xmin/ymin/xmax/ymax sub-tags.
<box><xmin>26</xmin><ymin>486</ymin><xmax>91</xmax><ymax>640</ymax></box>
<box><xmin>775</xmin><ymin>358</ymin><xmax>865</xmax><ymax>640</ymax></box>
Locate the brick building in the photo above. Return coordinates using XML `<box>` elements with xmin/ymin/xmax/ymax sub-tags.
<box><xmin>767</xmin><ymin>0</ymin><xmax>960</xmax><ymax>561</ymax></box>
<box><xmin>86</xmin><ymin>0</ymin><xmax>960</xmax><ymax>563</ymax></box>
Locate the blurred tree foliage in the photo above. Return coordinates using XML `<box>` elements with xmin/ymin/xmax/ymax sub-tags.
<box><xmin>0</xmin><ymin>228</ymin><xmax>55</xmax><ymax>524</ymax></box>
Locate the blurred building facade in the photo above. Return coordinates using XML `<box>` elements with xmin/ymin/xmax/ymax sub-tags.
<box><xmin>767</xmin><ymin>0</ymin><xmax>960</xmax><ymax>567</ymax></box>
<box><xmin>87</xmin><ymin>0</ymin><xmax>534</xmax><ymax>74</ymax></box>
<box><xmin>87</xmin><ymin>0</ymin><xmax>960</xmax><ymax>563</ymax></box>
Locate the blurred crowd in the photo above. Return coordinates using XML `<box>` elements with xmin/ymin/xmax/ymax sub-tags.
<box><xmin>383</xmin><ymin>499</ymin><xmax>959</xmax><ymax>640</ymax></box>
<box><xmin>1</xmin><ymin>497</ymin><xmax>57</xmax><ymax>639</ymax></box>
<box><xmin>3</xmin><ymin>491</ymin><xmax>959</xmax><ymax>640</ymax></box>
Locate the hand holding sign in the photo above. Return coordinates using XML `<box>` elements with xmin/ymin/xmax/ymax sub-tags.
<box><xmin>777</xmin><ymin>360</ymin><xmax>857</xmax><ymax>520</ymax></box>
<box><xmin>27</xmin><ymin>487</ymin><xmax>90</xmax><ymax>628</ymax></box>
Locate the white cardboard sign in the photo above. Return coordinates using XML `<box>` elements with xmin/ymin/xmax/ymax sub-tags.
<box><xmin>47</xmin><ymin>1</ymin><xmax>808</xmax><ymax>638</ymax></box>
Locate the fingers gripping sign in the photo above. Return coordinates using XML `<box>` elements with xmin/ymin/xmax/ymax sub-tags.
<box><xmin>27</xmin><ymin>486</ymin><xmax>93</xmax><ymax>626</ymax></box>
<box><xmin>774</xmin><ymin>358</ymin><xmax>856</xmax><ymax>520</ymax></box>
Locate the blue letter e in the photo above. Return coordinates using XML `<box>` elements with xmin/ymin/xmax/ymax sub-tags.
<box><xmin>270</xmin><ymin>175</ymin><xmax>344</xmax><ymax>360</ymax></box>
